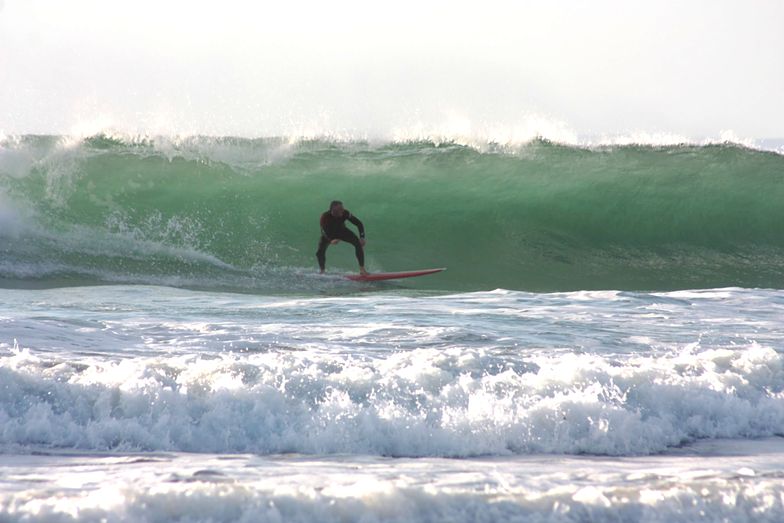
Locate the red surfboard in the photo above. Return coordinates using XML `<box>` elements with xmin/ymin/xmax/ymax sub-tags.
<box><xmin>345</xmin><ymin>268</ymin><xmax>446</xmax><ymax>282</ymax></box>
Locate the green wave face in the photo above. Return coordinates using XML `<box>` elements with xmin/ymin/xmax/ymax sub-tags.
<box><xmin>1</xmin><ymin>135</ymin><xmax>783</xmax><ymax>292</ymax></box>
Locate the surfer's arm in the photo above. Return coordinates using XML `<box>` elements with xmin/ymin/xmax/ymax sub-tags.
<box><xmin>346</xmin><ymin>212</ymin><xmax>365</xmax><ymax>239</ymax></box>
<box><xmin>319</xmin><ymin>213</ymin><xmax>331</xmax><ymax>239</ymax></box>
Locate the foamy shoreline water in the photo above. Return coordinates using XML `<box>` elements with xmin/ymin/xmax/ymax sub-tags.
<box><xmin>3</xmin><ymin>438</ymin><xmax>784</xmax><ymax>522</ymax></box>
<box><xmin>1</xmin><ymin>283</ymin><xmax>783</xmax><ymax>521</ymax></box>
<box><xmin>2</xmin><ymin>285</ymin><xmax>782</xmax><ymax>455</ymax></box>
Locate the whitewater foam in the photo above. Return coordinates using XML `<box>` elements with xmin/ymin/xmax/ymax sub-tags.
<box><xmin>3</xmin><ymin>342</ymin><xmax>783</xmax><ymax>456</ymax></box>
<box><xmin>2</xmin><ymin>287</ymin><xmax>783</xmax><ymax>457</ymax></box>
<box><xmin>1</xmin><ymin>280</ymin><xmax>783</xmax><ymax>522</ymax></box>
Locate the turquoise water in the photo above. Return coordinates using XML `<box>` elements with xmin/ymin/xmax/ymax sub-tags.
<box><xmin>2</xmin><ymin>135</ymin><xmax>783</xmax><ymax>292</ymax></box>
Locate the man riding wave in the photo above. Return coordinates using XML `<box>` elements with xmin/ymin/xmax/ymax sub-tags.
<box><xmin>316</xmin><ymin>200</ymin><xmax>368</xmax><ymax>276</ymax></box>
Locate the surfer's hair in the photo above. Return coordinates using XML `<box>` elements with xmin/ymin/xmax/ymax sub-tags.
<box><xmin>329</xmin><ymin>200</ymin><xmax>343</xmax><ymax>210</ymax></box>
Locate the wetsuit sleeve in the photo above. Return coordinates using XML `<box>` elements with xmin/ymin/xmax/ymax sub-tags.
<box><xmin>346</xmin><ymin>211</ymin><xmax>365</xmax><ymax>238</ymax></box>
<box><xmin>320</xmin><ymin>213</ymin><xmax>330</xmax><ymax>239</ymax></box>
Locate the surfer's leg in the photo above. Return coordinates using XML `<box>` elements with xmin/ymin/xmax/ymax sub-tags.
<box><xmin>316</xmin><ymin>236</ymin><xmax>329</xmax><ymax>272</ymax></box>
<box><xmin>336</xmin><ymin>229</ymin><xmax>365</xmax><ymax>267</ymax></box>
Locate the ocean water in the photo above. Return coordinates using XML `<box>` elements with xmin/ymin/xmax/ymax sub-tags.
<box><xmin>1</xmin><ymin>135</ymin><xmax>784</xmax><ymax>522</ymax></box>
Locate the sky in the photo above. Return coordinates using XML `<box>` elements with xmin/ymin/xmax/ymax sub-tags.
<box><xmin>1</xmin><ymin>0</ymin><xmax>782</xmax><ymax>141</ymax></box>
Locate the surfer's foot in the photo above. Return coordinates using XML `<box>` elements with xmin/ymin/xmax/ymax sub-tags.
<box><xmin>359</xmin><ymin>267</ymin><xmax>369</xmax><ymax>276</ymax></box>
<box><xmin>319</xmin><ymin>269</ymin><xmax>325</xmax><ymax>274</ymax></box>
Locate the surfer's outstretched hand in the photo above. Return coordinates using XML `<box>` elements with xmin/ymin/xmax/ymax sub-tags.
<box><xmin>360</xmin><ymin>238</ymin><xmax>366</xmax><ymax>247</ymax></box>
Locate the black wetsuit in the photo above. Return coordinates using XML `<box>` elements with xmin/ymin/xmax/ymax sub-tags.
<box><xmin>316</xmin><ymin>210</ymin><xmax>365</xmax><ymax>270</ymax></box>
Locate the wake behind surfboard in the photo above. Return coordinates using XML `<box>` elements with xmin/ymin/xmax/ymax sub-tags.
<box><xmin>345</xmin><ymin>268</ymin><xmax>446</xmax><ymax>282</ymax></box>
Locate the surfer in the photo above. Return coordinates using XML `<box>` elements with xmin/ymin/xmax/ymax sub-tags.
<box><xmin>317</xmin><ymin>200</ymin><xmax>368</xmax><ymax>275</ymax></box>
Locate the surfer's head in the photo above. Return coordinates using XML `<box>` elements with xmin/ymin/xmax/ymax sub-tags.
<box><xmin>329</xmin><ymin>200</ymin><xmax>344</xmax><ymax>216</ymax></box>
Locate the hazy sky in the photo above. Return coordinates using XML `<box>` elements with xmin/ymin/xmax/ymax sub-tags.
<box><xmin>1</xmin><ymin>0</ymin><xmax>782</xmax><ymax>140</ymax></box>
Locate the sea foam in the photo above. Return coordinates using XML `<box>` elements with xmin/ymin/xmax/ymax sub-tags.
<box><xmin>2</xmin><ymin>338</ymin><xmax>782</xmax><ymax>457</ymax></box>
